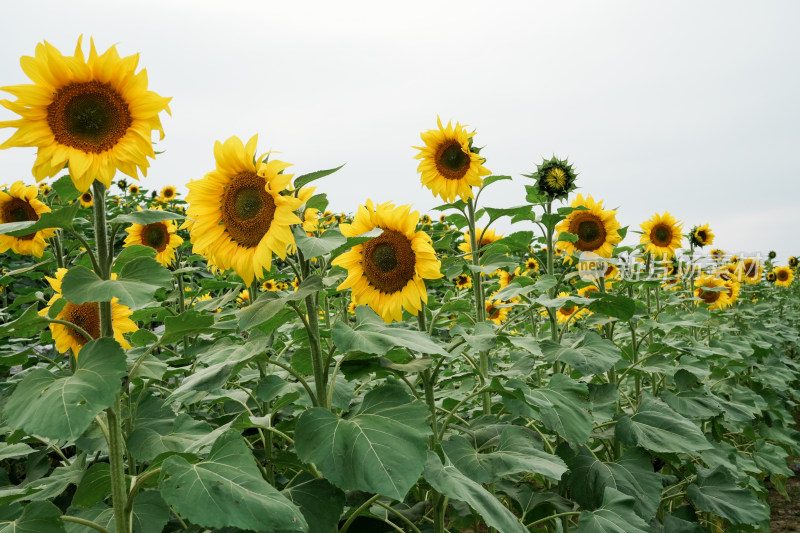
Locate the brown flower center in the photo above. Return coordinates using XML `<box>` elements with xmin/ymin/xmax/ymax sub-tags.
<box><xmin>697</xmin><ymin>286</ymin><xmax>720</xmax><ymax>303</ymax></box>
<box><xmin>142</xmin><ymin>222</ymin><xmax>170</xmax><ymax>252</ymax></box>
<box><xmin>362</xmin><ymin>229</ymin><xmax>416</xmax><ymax>293</ymax></box>
<box><xmin>777</xmin><ymin>270</ymin><xmax>789</xmax><ymax>281</ymax></box>
<box><xmin>63</xmin><ymin>302</ymin><xmax>101</xmax><ymax>345</ymax></box>
<box><xmin>651</xmin><ymin>224</ymin><xmax>672</xmax><ymax>246</ymax></box>
<box><xmin>221</xmin><ymin>172</ymin><xmax>276</xmax><ymax>248</ymax></box>
<box><xmin>569</xmin><ymin>212</ymin><xmax>607</xmax><ymax>252</ymax></box>
<box><xmin>435</xmin><ymin>141</ymin><xmax>470</xmax><ymax>180</ymax></box>
<box><xmin>696</xmin><ymin>230</ymin><xmax>707</xmax><ymax>243</ymax></box>
<box><xmin>47</xmin><ymin>81</ymin><xmax>132</xmax><ymax>153</ymax></box>
<box><xmin>2</xmin><ymin>198</ymin><xmax>39</xmax><ymax>240</ymax></box>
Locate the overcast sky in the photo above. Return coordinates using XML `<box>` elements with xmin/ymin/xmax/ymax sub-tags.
<box><xmin>1</xmin><ymin>1</ymin><xmax>799</xmax><ymax>260</ymax></box>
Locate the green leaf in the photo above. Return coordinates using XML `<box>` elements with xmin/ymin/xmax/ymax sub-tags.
<box><xmin>293</xmin><ymin>228</ymin><xmax>346</xmax><ymax>258</ymax></box>
<box><xmin>540</xmin><ymin>332</ymin><xmax>621</xmax><ymax>375</ymax></box>
<box><xmin>0</xmin><ymin>501</ymin><xmax>66</xmax><ymax>533</ymax></box>
<box><xmin>53</xmin><ymin>174</ymin><xmax>81</xmax><ymax>203</ymax></box>
<box><xmin>442</xmin><ymin>426</ymin><xmax>567</xmax><ymax>483</ymax></box>
<box><xmin>4</xmin><ymin>338</ymin><xmax>127</xmax><ymax>441</ymax></box>
<box><xmin>332</xmin><ymin>306</ymin><xmax>447</xmax><ymax>356</ymax></box>
<box><xmin>660</xmin><ymin>389</ymin><xmax>722</xmax><ymax>420</ymax></box>
<box><xmin>238</xmin><ymin>275</ymin><xmax>322</xmax><ymax>330</ymax></box>
<box><xmin>128</xmin><ymin>412</ymin><xmax>212</xmax><ymax>463</ymax></box>
<box><xmin>293</xmin><ymin>164</ymin><xmax>345</xmax><ymax>189</ymax></box>
<box><xmin>282</xmin><ymin>474</ymin><xmax>345</xmax><ymax>533</ymax></box>
<box><xmin>423</xmin><ymin>452</ymin><xmax>527</xmax><ymax>533</ymax></box>
<box><xmin>687</xmin><ymin>467</ymin><xmax>769</xmax><ymax>525</ymax></box>
<box><xmin>0</xmin><ymin>202</ymin><xmax>80</xmax><ymax>236</ymax></box>
<box><xmin>588</xmin><ymin>293</ymin><xmax>636</xmax><ymax>321</ymax></box>
<box><xmin>161</xmin><ymin>310</ymin><xmax>214</xmax><ymax>344</ymax></box>
<box><xmin>577</xmin><ymin>487</ymin><xmax>650</xmax><ymax>533</ymax></box>
<box><xmin>64</xmin><ymin>491</ymin><xmax>170</xmax><ymax>533</ymax></box>
<box><xmin>614</xmin><ymin>393</ymin><xmax>713</xmax><ymax>454</ymax></box>
<box><xmin>71</xmin><ymin>463</ymin><xmax>110</xmax><ymax>508</ymax></box>
<box><xmin>0</xmin><ymin>443</ymin><xmax>36</xmax><ymax>461</ymax></box>
<box><xmin>110</xmin><ymin>244</ymin><xmax>157</xmax><ymax>273</ymax></box>
<box><xmin>61</xmin><ymin>259</ymin><xmax>172</xmax><ymax>309</ymax></box>
<box><xmin>295</xmin><ymin>382</ymin><xmax>431</xmax><ymax>499</ymax></box>
<box><xmin>0</xmin><ymin>305</ymin><xmax>49</xmax><ymax>340</ymax></box>
<box><xmin>108</xmin><ymin>209</ymin><xmax>183</xmax><ymax>226</ymax></box>
<box><xmin>481</xmin><ymin>175</ymin><xmax>512</xmax><ymax>189</ymax></box>
<box><xmin>557</xmin><ymin>231</ymin><xmax>578</xmax><ymax>243</ymax></box>
<box><xmin>159</xmin><ymin>430</ymin><xmax>307</xmax><ymax>532</ymax></box>
<box><xmin>168</xmin><ymin>362</ymin><xmax>235</xmax><ymax>405</ymax></box>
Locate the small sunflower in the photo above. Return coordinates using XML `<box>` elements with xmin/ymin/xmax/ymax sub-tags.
<box><xmin>454</xmin><ymin>273</ymin><xmax>473</xmax><ymax>290</ymax></box>
<box><xmin>0</xmin><ymin>181</ymin><xmax>56</xmax><ymax>257</ymax></box>
<box><xmin>734</xmin><ymin>258</ymin><xmax>762</xmax><ymax>284</ymax></box>
<box><xmin>439</xmin><ymin>214</ymin><xmax>447</xmax><ymax>224</ymax></box>
<box><xmin>237</xmin><ymin>289</ymin><xmax>250</xmax><ymax>306</ymax></box>
<box><xmin>788</xmin><ymin>256</ymin><xmax>798</xmax><ymax>268</ymax></box>
<box><xmin>277</xmin><ymin>281</ymin><xmax>289</xmax><ymax>291</ymax></box>
<box><xmin>413</xmin><ymin>117</ymin><xmax>491</xmax><ymax>203</ymax></box>
<box><xmin>129</xmin><ymin>184</ymin><xmax>140</xmax><ymax>194</ymax></box>
<box><xmin>291</xmin><ymin>277</ymin><xmax>299</xmax><ymax>291</ymax></box>
<box><xmin>39</xmin><ymin>268</ymin><xmax>137</xmax><ymax>357</ymax></box>
<box><xmin>526</xmin><ymin>156</ymin><xmax>577</xmax><ymax>201</ymax></box>
<box><xmin>160</xmin><ymin>185</ymin><xmax>177</xmax><ymax>201</ymax></box>
<box><xmin>302</xmin><ymin>208</ymin><xmax>320</xmax><ymax>232</ymax></box>
<box><xmin>729</xmin><ymin>255</ymin><xmax>739</xmax><ymax>264</ymax></box>
<box><xmin>498</xmin><ymin>266</ymin><xmax>527</xmax><ymax>288</ymax></box>
<box><xmin>347</xmin><ymin>301</ymin><xmax>358</xmax><ymax>314</ymax></box>
<box><xmin>555</xmin><ymin>194</ymin><xmax>622</xmax><ymax>259</ymax></box>
<box><xmin>693</xmin><ymin>274</ymin><xmax>732</xmax><ymax>310</ymax></box>
<box><xmin>639</xmin><ymin>211</ymin><xmax>683</xmax><ymax>259</ymax></box>
<box><xmin>38</xmin><ymin>183</ymin><xmax>51</xmax><ymax>196</ymax></box>
<box><xmin>261</xmin><ymin>279</ymin><xmax>278</xmax><ymax>291</ymax></box>
<box><xmin>485</xmin><ymin>299</ymin><xmax>511</xmax><ymax>325</ymax></box>
<box><xmin>79</xmin><ymin>191</ymin><xmax>93</xmax><ymax>208</ymax></box>
<box><xmin>709</xmin><ymin>249</ymin><xmax>725</xmax><ymax>261</ymax></box>
<box><xmin>766</xmin><ymin>271</ymin><xmax>777</xmax><ymax>283</ymax></box>
<box><xmin>457</xmin><ymin>229</ymin><xmax>502</xmax><ymax>259</ymax></box>
<box><xmin>0</xmin><ymin>37</ymin><xmax>171</xmax><ymax>192</ymax></box>
<box><xmin>540</xmin><ymin>292</ymin><xmax>590</xmax><ymax>324</ymax></box>
<box><xmin>185</xmin><ymin>135</ymin><xmax>303</xmax><ymax>285</ymax></box>
<box><xmin>689</xmin><ymin>224</ymin><xmax>714</xmax><ymax>248</ymax></box>
<box><xmin>420</xmin><ymin>214</ymin><xmax>432</xmax><ymax>226</ymax></box>
<box><xmin>525</xmin><ymin>257</ymin><xmax>540</xmax><ymax>273</ymax></box>
<box><xmin>332</xmin><ymin>200</ymin><xmax>443</xmax><ymax>323</ymax></box>
<box><xmin>123</xmin><ymin>218</ymin><xmax>183</xmax><ymax>266</ymax></box>
<box><xmin>774</xmin><ymin>266</ymin><xmax>794</xmax><ymax>288</ymax></box>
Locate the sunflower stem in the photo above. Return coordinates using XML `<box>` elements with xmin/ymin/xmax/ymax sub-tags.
<box><xmin>466</xmin><ymin>198</ymin><xmax>491</xmax><ymax>415</ymax></box>
<box><xmin>304</xmin><ymin>293</ymin><xmax>329</xmax><ymax>409</ymax></box>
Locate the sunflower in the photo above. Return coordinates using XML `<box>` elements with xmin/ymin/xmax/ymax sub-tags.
<box><xmin>498</xmin><ymin>267</ymin><xmax>528</xmax><ymax>288</ymax></box>
<box><xmin>0</xmin><ymin>181</ymin><xmax>56</xmax><ymax>257</ymax></box>
<box><xmin>640</xmin><ymin>211</ymin><xmax>683</xmax><ymax>259</ymax></box>
<box><xmin>439</xmin><ymin>214</ymin><xmax>447</xmax><ymax>224</ymax></box>
<box><xmin>347</xmin><ymin>301</ymin><xmax>358</xmax><ymax>314</ymax></box>
<box><xmin>236</xmin><ymin>289</ymin><xmax>251</xmax><ymax>306</ymax></box>
<box><xmin>766</xmin><ymin>271</ymin><xmax>777</xmax><ymax>283</ymax></box>
<box><xmin>458</xmin><ymin>229</ymin><xmax>502</xmax><ymax>259</ymax></box>
<box><xmin>80</xmin><ymin>191</ymin><xmax>94</xmax><ymax>208</ymax></box>
<box><xmin>774</xmin><ymin>266</ymin><xmax>794</xmax><ymax>288</ymax></box>
<box><xmin>261</xmin><ymin>279</ymin><xmax>278</xmax><ymax>292</ymax></box>
<box><xmin>0</xmin><ymin>37</ymin><xmax>171</xmax><ymax>192</ymax></box>
<box><xmin>734</xmin><ymin>258</ymin><xmax>762</xmax><ymax>284</ymax></box>
<box><xmin>485</xmin><ymin>299</ymin><xmax>511</xmax><ymax>325</ymax></box>
<box><xmin>525</xmin><ymin>257</ymin><xmax>540</xmax><ymax>273</ymax></box>
<box><xmin>39</xmin><ymin>268</ymin><xmax>137</xmax><ymax>357</ymax></box>
<box><xmin>577</xmin><ymin>285</ymin><xmax>600</xmax><ymax>298</ymax></box>
<box><xmin>454</xmin><ymin>273</ymin><xmax>472</xmax><ymax>290</ymax></box>
<box><xmin>291</xmin><ymin>277</ymin><xmax>299</xmax><ymax>291</ymax></box>
<box><xmin>413</xmin><ymin>117</ymin><xmax>491</xmax><ymax>203</ymax></box>
<box><xmin>160</xmin><ymin>185</ymin><xmax>177</xmax><ymax>201</ymax></box>
<box><xmin>527</xmin><ymin>156</ymin><xmax>577</xmax><ymax>201</ymax></box>
<box><xmin>277</xmin><ymin>281</ymin><xmax>289</xmax><ymax>291</ymax></box>
<box><xmin>689</xmin><ymin>224</ymin><xmax>714</xmax><ymax>248</ymax></box>
<box><xmin>540</xmin><ymin>292</ymin><xmax>590</xmax><ymax>324</ymax></box>
<box><xmin>693</xmin><ymin>274</ymin><xmax>732</xmax><ymax>310</ymax></box>
<box><xmin>555</xmin><ymin>194</ymin><xmax>621</xmax><ymax>260</ymax></box>
<box><xmin>332</xmin><ymin>200</ymin><xmax>443</xmax><ymax>323</ymax></box>
<box><xmin>789</xmin><ymin>256</ymin><xmax>798</xmax><ymax>268</ymax></box>
<box><xmin>420</xmin><ymin>214</ymin><xmax>432</xmax><ymax>226</ymax></box>
<box><xmin>123</xmin><ymin>218</ymin><xmax>183</xmax><ymax>266</ymax></box>
<box><xmin>128</xmin><ymin>184</ymin><xmax>140</xmax><ymax>194</ymax></box>
<box><xmin>38</xmin><ymin>183</ymin><xmax>51</xmax><ymax>196</ymax></box>
<box><xmin>185</xmin><ymin>135</ymin><xmax>302</xmax><ymax>285</ymax></box>
<box><xmin>302</xmin><ymin>208</ymin><xmax>320</xmax><ymax>232</ymax></box>
<box><xmin>709</xmin><ymin>249</ymin><xmax>725</xmax><ymax>261</ymax></box>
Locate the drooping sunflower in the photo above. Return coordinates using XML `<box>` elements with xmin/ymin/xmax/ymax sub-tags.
<box><xmin>454</xmin><ymin>273</ymin><xmax>472</xmax><ymax>290</ymax></box>
<box><xmin>123</xmin><ymin>218</ymin><xmax>183</xmax><ymax>266</ymax></box>
<box><xmin>185</xmin><ymin>135</ymin><xmax>303</xmax><ymax>285</ymax></box>
<box><xmin>458</xmin><ymin>229</ymin><xmax>502</xmax><ymax>259</ymax></box>
<box><xmin>332</xmin><ymin>200</ymin><xmax>443</xmax><ymax>323</ymax></box>
<box><xmin>0</xmin><ymin>37</ymin><xmax>171</xmax><ymax>192</ymax></box>
<box><xmin>413</xmin><ymin>117</ymin><xmax>491</xmax><ymax>203</ymax></box>
<box><xmin>160</xmin><ymin>185</ymin><xmax>177</xmax><ymax>201</ymax></box>
<box><xmin>788</xmin><ymin>256</ymin><xmax>798</xmax><ymax>268</ymax></box>
<box><xmin>129</xmin><ymin>184</ymin><xmax>140</xmax><ymax>195</ymax></box>
<box><xmin>555</xmin><ymin>194</ymin><xmax>622</xmax><ymax>260</ymax></box>
<box><xmin>79</xmin><ymin>191</ymin><xmax>93</xmax><ymax>208</ymax></box>
<box><xmin>526</xmin><ymin>156</ymin><xmax>578</xmax><ymax>201</ymax></box>
<box><xmin>639</xmin><ymin>211</ymin><xmax>683</xmax><ymax>259</ymax></box>
<box><xmin>0</xmin><ymin>181</ymin><xmax>56</xmax><ymax>257</ymax></box>
<box><xmin>774</xmin><ymin>266</ymin><xmax>794</xmax><ymax>288</ymax></box>
<box><xmin>734</xmin><ymin>258</ymin><xmax>763</xmax><ymax>284</ymax></box>
<box><xmin>39</xmin><ymin>268</ymin><xmax>137</xmax><ymax>357</ymax></box>
<box><xmin>689</xmin><ymin>224</ymin><xmax>714</xmax><ymax>248</ymax></box>
<box><xmin>693</xmin><ymin>274</ymin><xmax>732</xmax><ymax>310</ymax></box>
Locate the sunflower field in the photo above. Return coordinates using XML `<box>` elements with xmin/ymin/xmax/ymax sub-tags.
<box><xmin>1</xmin><ymin>38</ymin><xmax>800</xmax><ymax>533</ymax></box>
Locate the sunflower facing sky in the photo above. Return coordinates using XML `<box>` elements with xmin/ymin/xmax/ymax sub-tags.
<box><xmin>413</xmin><ymin>117</ymin><xmax>491</xmax><ymax>203</ymax></box>
<box><xmin>0</xmin><ymin>37</ymin><xmax>172</xmax><ymax>192</ymax></box>
<box><xmin>185</xmin><ymin>135</ymin><xmax>303</xmax><ymax>285</ymax></box>
<box><xmin>555</xmin><ymin>194</ymin><xmax>622</xmax><ymax>260</ymax></box>
<box><xmin>0</xmin><ymin>181</ymin><xmax>56</xmax><ymax>258</ymax></box>
<box><xmin>332</xmin><ymin>200</ymin><xmax>443</xmax><ymax>323</ymax></box>
<box><xmin>123</xmin><ymin>217</ymin><xmax>183</xmax><ymax>266</ymax></box>
<box><xmin>639</xmin><ymin>211</ymin><xmax>683</xmax><ymax>259</ymax></box>
<box><xmin>39</xmin><ymin>268</ymin><xmax>137</xmax><ymax>357</ymax></box>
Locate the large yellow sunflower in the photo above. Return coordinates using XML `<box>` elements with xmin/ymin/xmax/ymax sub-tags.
<box><xmin>0</xmin><ymin>181</ymin><xmax>56</xmax><ymax>257</ymax></box>
<box><xmin>639</xmin><ymin>211</ymin><xmax>683</xmax><ymax>259</ymax></box>
<box><xmin>774</xmin><ymin>266</ymin><xmax>794</xmax><ymax>288</ymax></box>
<box><xmin>185</xmin><ymin>135</ymin><xmax>303</xmax><ymax>285</ymax></box>
<box><xmin>123</xmin><ymin>218</ymin><xmax>183</xmax><ymax>266</ymax></box>
<box><xmin>332</xmin><ymin>200</ymin><xmax>443</xmax><ymax>323</ymax></box>
<box><xmin>413</xmin><ymin>117</ymin><xmax>491</xmax><ymax>203</ymax></box>
<box><xmin>734</xmin><ymin>258</ymin><xmax>763</xmax><ymax>284</ymax></box>
<box><xmin>0</xmin><ymin>37</ymin><xmax>171</xmax><ymax>192</ymax></box>
<box><xmin>39</xmin><ymin>268</ymin><xmax>137</xmax><ymax>357</ymax></box>
<box><xmin>693</xmin><ymin>274</ymin><xmax>732</xmax><ymax>310</ymax></box>
<box><xmin>555</xmin><ymin>194</ymin><xmax>622</xmax><ymax>259</ymax></box>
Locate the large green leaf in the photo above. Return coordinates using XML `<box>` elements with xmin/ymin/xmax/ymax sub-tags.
<box><xmin>614</xmin><ymin>393</ymin><xmax>712</xmax><ymax>454</ymax></box>
<box><xmin>128</xmin><ymin>413</ymin><xmax>212</xmax><ymax>463</ymax></box>
<box><xmin>4</xmin><ymin>338</ymin><xmax>127</xmax><ymax>441</ymax></box>
<box><xmin>64</xmin><ymin>491</ymin><xmax>170</xmax><ymax>533</ymax></box>
<box><xmin>295</xmin><ymin>382</ymin><xmax>430</xmax><ymax>499</ymax></box>
<box><xmin>0</xmin><ymin>501</ymin><xmax>66</xmax><ymax>533</ymax></box>
<box><xmin>564</xmin><ymin>447</ymin><xmax>661</xmax><ymax>521</ymax></box>
<box><xmin>540</xmin><ymin>332</ymin><xmax>621</xmax><ymax>375</ymax></box>
<box><xmin>332</xmin><ymin>306</ymin><xmax>447</xmax><ymax>356</ymax></box>
<box><xmin>442</xmin><ymin>426</ymin><xmax>567</xmax><ymax>483</ymax></box>
<box><xmin>108</xmin><ymin>209</ymin><xmax>184</xmax><ymax>225</ymax></box>
<box><xmin>423</xmin><ymin>452</ymin><xmax>527</xmax><ymax>533</ymax></box>
<box><xmin>687</xmin><ymin>467</ymin><xmax>769</xmax><ymax>525</ymax></box>
<box><xmin>293</xmin><ymin>228</ymin><xmax>346</xmax><ymax>258</ymax></box>
<box><xmin>71</xmin><ymin>463</ymin><xmax>110</xmax><ymax>508</ymax></box>
<box><xmin>0</xmin><ymin>305</ymin><xmax>49</xmax><ymax>340</ymax></box>
<box><xmin>282</xmin><ymin>474</ymin><xmax>345</xmax><ymax>533</ymax></box>
<box><xmin>61</xmin><ymin>259</ymin><xmax>172</xmax><ymax>309</ymax></box>
<box><xmin>159</xmin><ymin>430</ymin><xmax>307</xmax><ymax>532</ymax></box>
<box><xmin>577</xmin><ymin>487</ymin><xmax>650</xmax><ymax>533</ymax></box>
<box><xmin>161</xmin><ymin>309</ymin><xmax>215</xmax><ymax>344</ymax></box>
<box><xmin>0</xmin><ymin>202</ymin><xmax>80</xmax><ymax>236</ymax></box>
<box><xmin>238</xmin><ymin>275</ymin><xmax>322</xmax><ymax>330</ymax></box>
<box><xmin>587</xmin><ymin>293</ymin><xmax>636</xmax><ymax>320</ymax></box>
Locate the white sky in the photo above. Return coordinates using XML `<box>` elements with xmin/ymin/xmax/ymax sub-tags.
<box><xmin>1</xmin><ymin>0</ymin><xmax>799</xmax><ymax>260</ymax></box>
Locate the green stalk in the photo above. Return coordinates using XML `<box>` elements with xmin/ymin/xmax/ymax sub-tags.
<box><xmin>305</xmin><ymin>293</ymin><xmax>328</xmax><ymax>409</ymax></box>
<box><xmin>466</xmin><ymin>199</ymin><xmax>491</xmax><ymax>414</ymax></box>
